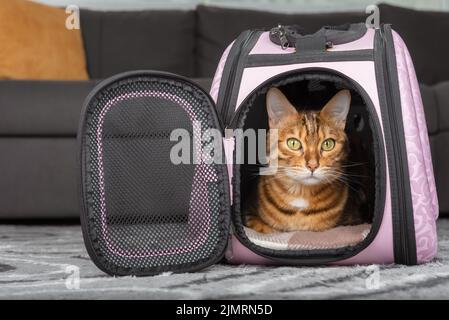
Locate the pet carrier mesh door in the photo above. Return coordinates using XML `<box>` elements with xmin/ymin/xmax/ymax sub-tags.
<box><xmin>79</xmin><ymin>71</ymin><xmax>230</xmax><ymax>276</ymax></box>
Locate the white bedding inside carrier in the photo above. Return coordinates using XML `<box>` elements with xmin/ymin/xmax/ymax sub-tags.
<box><xmin>244</xmin><ymin>224</ymin><xmax>371</xmax><ymax>250</ymax></box>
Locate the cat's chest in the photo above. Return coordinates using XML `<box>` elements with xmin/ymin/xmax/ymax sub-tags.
<box><xmin>288</xmin><ymin>197</ymin><xmax>310</xmax><ymax>210</ymax></box>
<box><xmin>281</xmin><ymin>194</ymin><xmax>341</xmax><ymax>231</ymax></box>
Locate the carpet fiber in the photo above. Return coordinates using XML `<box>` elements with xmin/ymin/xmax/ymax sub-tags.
<box><xmin>0</xmin><ymin>220</ymin><xmax>448</xmax><ymax>299</ymax></box>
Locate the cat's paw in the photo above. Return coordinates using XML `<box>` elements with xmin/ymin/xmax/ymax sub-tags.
<box><xmin>245</xmin><ymin>216</ymin><xmax>276</xmax><ymax>234</ymax></box>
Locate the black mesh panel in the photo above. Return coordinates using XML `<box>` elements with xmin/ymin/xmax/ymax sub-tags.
<box><xmin>80</xmin><ymin>73</ymin><xmax>229</xmax><ymax>276</ymax></box>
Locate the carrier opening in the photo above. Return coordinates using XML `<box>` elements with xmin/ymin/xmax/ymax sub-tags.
<box><xmin>231</xmin><ymin>69</ymin><xmax>383</xmax><ymax>260</ymax></box>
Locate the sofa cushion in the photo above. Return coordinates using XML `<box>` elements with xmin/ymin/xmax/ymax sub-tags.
<box><xmin>0</xmin><ymin>80</ymin><xmax>99</xmax><ymax>136</ymax></box>
<box><xmin>80</xmin><ymin>9</ymin><xmax>196</xmax><ymax>79</ymax></box>
<box><xmin>0</xmin><ymin>78</ymin><xmax>212</xmax><ymax>137</ymax></box>
<box><xmin>378</xmin><ymin>3</ymin><xmax>449</xmax><ymax>85</ymax></box>
<box><xmin>430</xmin><ymin>134</ymin><xmax>449</xmax><ymax>215</ymax></box>
<box><xmin>196</xmin><ymin>5</ymin><xmax>366</xmax><ymax>78</ymax></box>
<box><xmin>422</xmin><ymin>81</ymin><xmax>449</xmax><ymax>137</ymax></box>
<box><xmin>421</xmin><ymin>81</ymin><xmax>449</xmax><ymax>214</ymax></box>
<box><xmin>0</xmin><ymin>138</ymin><xmax>78</xmax><ymax>219</ymax></box>
<box><xmin>0</xmin><ymin>0</ymin><xmax>88</xmax><ymax>80</ymax></box>
<box><xmin>192</xmin><ymin>77</ymin><xmax>213</xmax><ymax>92</ymax></box>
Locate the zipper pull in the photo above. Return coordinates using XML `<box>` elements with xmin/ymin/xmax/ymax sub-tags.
<box><xmin>270</xmin><ymin>24</ymin><xmax>290</xmax><ymax>50</ymax></box>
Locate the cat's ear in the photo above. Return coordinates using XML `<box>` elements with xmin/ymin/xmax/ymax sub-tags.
<box><xmin>266</xmin><ymin>87</ymin><xmax>298</xmax><ymax>127</ymax></box>
<box><xmin>320</xmin><ymin>89</ymin><xmax>351</xmax><ymax>129</ymax></box>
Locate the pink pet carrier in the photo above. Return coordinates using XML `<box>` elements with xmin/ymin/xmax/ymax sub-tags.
<box><xmin>78</xmin><ymin>23</ymin><xmax>438</xmax><ymax>276</ymax></box>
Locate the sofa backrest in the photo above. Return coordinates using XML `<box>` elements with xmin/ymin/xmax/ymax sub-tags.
<box><xmin>79</xmin><ymin>4</ymin><xmax>449</xmax><ymax>85</ymax></box>
<box><xmin>80</xmin><ymin>9</ymin><xmax>196</xmax><ymax>79</ymax></box>
<box><xmin>378</xmin><ymin>4</ymin><xmax>449</xmax><ymax>85</ymax></box>
<box><xmin>421</xmin><ymin>81</ymin><xmax>449</xmax><ymax>214</ymax></box>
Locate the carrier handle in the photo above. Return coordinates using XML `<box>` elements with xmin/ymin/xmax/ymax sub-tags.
<box><xmin>269</xmin><ymin>23</ymin><xmax>367</xmax><ymax>52</ymax></box>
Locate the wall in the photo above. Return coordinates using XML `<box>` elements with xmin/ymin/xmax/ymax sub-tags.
<box><xmin>33</xmin><ymin>0</ymin><xmax>449</xmax><ymax>12</ymax></box>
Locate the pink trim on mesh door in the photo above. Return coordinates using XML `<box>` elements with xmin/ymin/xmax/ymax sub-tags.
<box><xmin>95</xmin><ymin>91</ymin><xmax>217</xmax><ymax>258</ymax></box>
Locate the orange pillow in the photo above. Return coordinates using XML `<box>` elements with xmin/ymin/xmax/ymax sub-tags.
<box><xmin>0</xmin><ymin>0</ymin><xmax>88</xmax><ymax>80</ymax></box>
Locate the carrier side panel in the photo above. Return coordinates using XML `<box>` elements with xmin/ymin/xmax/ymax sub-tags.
<box><xmin>392</xmin><ymin>31</ymin><xmax>438</xmax><ymax>263</ymax></box>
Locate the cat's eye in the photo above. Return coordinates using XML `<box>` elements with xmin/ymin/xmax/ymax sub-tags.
<box><xmin>287</xmin><ymin>138</ymin><xmax>302</xmax><ymax>150</ymax></box>
<box><xmin>321</xmin><ymin>138</ymin><xmax>336</xmax><ymax>151</ymax></box>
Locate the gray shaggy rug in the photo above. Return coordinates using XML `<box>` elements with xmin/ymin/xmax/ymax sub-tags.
<box><xmin>0</xmin><ymin>219</ymin><xmax>448</xmax><ymax>300</ymax></box>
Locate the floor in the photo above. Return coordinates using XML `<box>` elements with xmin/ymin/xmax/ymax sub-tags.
<box><xmin>0</xmin><ymin>220</ymin><xmax>448</xmax><ymax>299</ymax></box>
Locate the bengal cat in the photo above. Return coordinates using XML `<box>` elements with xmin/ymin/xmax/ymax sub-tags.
<box><xmin>245</xmin><ymin>87</ymin><xmax>362</xmax><ymax>233</ymax></box>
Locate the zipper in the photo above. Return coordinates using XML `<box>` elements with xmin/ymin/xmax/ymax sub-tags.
<box><xmin>220</xmin><ymin>31</ymin><xmax>256</xmax><ymax>127</ymax></box>
<box><xmin>379</xmin><ymin>26</ymin><xmax>416</xmax><ymax>265</ymax></box>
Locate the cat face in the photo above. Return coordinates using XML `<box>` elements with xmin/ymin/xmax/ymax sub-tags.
<box><xmin>266</xmin><ymin>87</ymin><xmax>350</xmax><ymax>186</ymax></box>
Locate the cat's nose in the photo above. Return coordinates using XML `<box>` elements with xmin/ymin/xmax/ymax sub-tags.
<box><xmin>306</xmin><ymin>161</ymin><xmax>319</xmax><ymax>172</ymax></box>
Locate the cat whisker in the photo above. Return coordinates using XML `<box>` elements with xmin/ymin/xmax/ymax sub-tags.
<box><xmin>331</xmin><ymin>172</ymin><xmax>370</xmax><ymax>179</ymax></box>
<box><xmin>321</xmin><ymin>173</ymin><xmax>364</xmax><ymax>194</ymax></box>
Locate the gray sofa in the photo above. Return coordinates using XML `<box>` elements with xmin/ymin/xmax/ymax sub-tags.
<box><xmin>0</xmin><ymin>4</ymin><xmax>448</xmax><ymax>219</ymax></box>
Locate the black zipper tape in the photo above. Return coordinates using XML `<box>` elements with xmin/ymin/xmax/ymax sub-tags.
<box><xmin>221</xmin><ymin>32</ymin><xmax>253</xmax><ymax>123</ymax></box>
<box><xmin>216</xmin><ymin>30</ymin><xmax>253</xmax><ymax>123</ymax></box>
<box><xmin>246</xmin><ymin>49</ymin><xmax>374</xmax><ymax>68</ymax></box>
<box><xmin>376</xmin><ymin>26</ymin><xmax>417</xmax><ymax>265</ymax></box>
<box><xmin>216</xmin><ymin>30</ymin><xmax>263</xmax><ymax>127</ymax></box>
